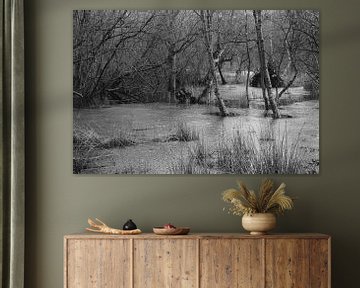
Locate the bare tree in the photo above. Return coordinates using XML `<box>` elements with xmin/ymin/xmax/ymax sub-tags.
<box><xmin>200</xmin><ymin>10</ymin><xmax>229</xmax><ymax>116</ymax></box>
<box><xmin>277</xmin><ymin>12</ymin><xmax>299</xmax><ymax>99</ymax></box>
<box><xmin>253</xmin><ymin>10</ymin><xmax>280</xmax><ymax>118</ymax></box>
<box><xmin>293</xmin><ymin>10</ymin><xmax>319</xmax><ymax>95</ymax></box>
<box><xmin>244</xmin><ymin>10</ymin><xmax>251</xmax><ymax>108</ymax></box>
<box><xmin>73</xmin><ymin>10</ymin><xmax>319</xmax><ymax>109</ymax></box>
<box><xmin>213</xmin><ymin>12</ymin><xmax>231</xmax><ymax>85</ymax></box>
<box><xmin>266</xmin><ymin>10</ymin><xmax>299</xmax><ymax>100</ymax></box>
<box><xmin>166</xmin><ymin>10</ymin><xmax>179</xmax><ymax>103</ymax></box>
<box><xmin>73</xmin><ymin>11</ymin><xmax>158</xmax><ymax>106</ymax></box>
<box><xmin>158</xmin><ymin>10</ymin><xmax>201</xmax><ymax>102</ymax></box>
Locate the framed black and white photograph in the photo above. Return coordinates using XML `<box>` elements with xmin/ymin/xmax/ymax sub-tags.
<box><xmin>73</xmin><ymin>10</ymin><xmax>320</xmax><ymax>175</ymax></box>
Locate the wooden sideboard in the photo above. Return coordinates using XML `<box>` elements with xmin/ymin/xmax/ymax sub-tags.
<box><xmin>64</xmin><ymin>233</ymin><xmax>330</xmax><ymax>288</ymax></box>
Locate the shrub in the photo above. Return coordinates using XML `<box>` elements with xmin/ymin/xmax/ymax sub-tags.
<box><xmin>73</xmin><ymin>124</ymin><xmax>102</xmax><ymax>173</ymax></box>
<box><xmin>102</xmin><ymin>129</ymin><xmax>135</xmax><ymax>148</ymax></box>
<box><xmin>73</xmin><ymin>124</ymin><xmax>135</xmax><ymax>173</ymax></box>
<box><xmin>168</xmin><ymin>122</ymin><xmax>199</xmax><ymax>142</ymax></box>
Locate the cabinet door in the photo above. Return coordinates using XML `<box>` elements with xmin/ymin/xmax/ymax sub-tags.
<box><xmin>309</xmin><ymin>239</ymin><xmax>330</xmax><ymax>288</ymax></box>
<box><xmin>133</xmin><ymin>239</ymin><xmax>198</xmax><ymax>288</ymax></box>
<box><xmin>266</xmin><ymin>239</ymin><xmax>310</xmax><ymax>288</ymax></box>
<box><xmin>66</xmin><ymin>239</ymin><xmax>131</xmax><ymax>288</ymax></box>
<box><xmin>200</xmin><ymin>239</ymin><xmax>264</xmax><ymax>288</ymax></box>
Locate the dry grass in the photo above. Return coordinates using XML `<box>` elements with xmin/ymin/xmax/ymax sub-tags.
<box><xmin>170</xmin><ymin>151</ymin><xmax>211</xmax><ymax>174</ymax></box>
<box><xmin>73</xmin><ymin>124</ymin><xmax>103</xmax><ymax>173</ymax></box>
<box><xmin>167</xmin><ymin>122</ymin><xmax>200</xmax><ymax>142</ymax></box>
<box><xmin>170</xmin><ymin>121</ymin><xmax>307</xmax><ymax>174</ymax></box>
<box><xmin>215</xmin><ymin>122</ymin><xmax>305</xmax><ymax>174</ymax></box>
<box><xmin>222</xmin><ymin>179</ymin><xmax>294</xmax><ymax>216</ymax></box>
<box><xmin>168</xmin><ymin>121</ymin><xmax>306</xmax><ymax>174</ymax></box>
<box><xmin>115</xmin><ymin>164</ymin><xmax>150</xmax><ymax>174</ymax></box>
<box><xmin>73</xmin><ymin>123</ymin><xmax>135</xmax><ymax>173</ymax></box>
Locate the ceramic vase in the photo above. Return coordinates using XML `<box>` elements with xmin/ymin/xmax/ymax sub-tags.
<box><xmin>242</xmin><ymin>213</ymin><xmax>276</xmax><ymax>235</ymax></box>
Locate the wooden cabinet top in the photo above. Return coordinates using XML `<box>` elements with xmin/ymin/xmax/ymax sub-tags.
<box><xmin>64</xmin><ymin>232</ymin><xmax>330</xmax><ymax>240</ymax></box>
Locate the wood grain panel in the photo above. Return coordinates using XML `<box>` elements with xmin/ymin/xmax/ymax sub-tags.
<box><xmin>200</xmin><ymin>239</ymin><xmax>264</xmax><ymax>288</ymax></box>
<box><xmin>64</xmin><ymin>234</ymin><xmax>330</xmax><ymax>288</ymax></box>
<box><xmin>265</xmin><ymin>239</ymin><xmax>310</xmax><ymax>288</ymax></box>
<box><xmin>133</xmin><ymin>239</ymin><xmax>197</xmax><ymax>288</ymax></box>
<box><xmin>66</xmin><ymin>239</ymin><xmax>131</xmax><ymax>288</ymax></box>
<box><xmin>310</xmin><ymin>239</ymin><xmax>330</xmax><ymax>288</ymax></box>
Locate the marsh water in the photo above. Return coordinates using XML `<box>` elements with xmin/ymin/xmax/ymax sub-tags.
<box><xmin>74</xmin><ymin>98</ymin><xmax>319</xmax><ymax>174</ymax></box>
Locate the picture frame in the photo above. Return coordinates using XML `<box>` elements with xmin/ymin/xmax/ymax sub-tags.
<box><xmin>73</xmin><ymin>9</ymin><xmax>320</xmax><ymax>175</ymax></box>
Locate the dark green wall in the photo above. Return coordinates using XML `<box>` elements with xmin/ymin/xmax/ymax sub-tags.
<box><xmin>24</xmin><ymin>0</ymin><xmax>360</xmax><ymax>287</ymax></box>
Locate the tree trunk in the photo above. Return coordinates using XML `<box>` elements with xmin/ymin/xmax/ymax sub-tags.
<box><xmin>218</xmin><ymin>61</ymin><xmax>227</xmax><ymax>85</ymax></box>
<box><xmin>278</xmin><ymin>38</ymin><xmax>298</xmax><ymax>100</ymax></box>
<box><xmin>167</xmin><ymin>46</ymin><xmax>177</xmax><ymax>103</ymax></box>
<box><xmin>278</xmin><ymin>67</ymin><xmax>298</xmax><ymax>99</ymax></box>
<box><xmin>253</xmin><ymin>10</ymin><xmax>280</xmax><ymax>119</ymax></box>
<box><xmin>244</xmin><ymin>10</ymin><xmax>250</xmax><ymax>108</ymax></box>
<box><xmin>284</xmin><ymin>43</ymin><xmax>294</xmax><ymax>76</ymax></box>
<box><xmin>198</xmin><ymin>72</ymin><xmax>213</xmax><ymax>104</ymax></box>
<box><xmin>166</xmin><ymin>10</ymin><xmax>179</xmax><ymax>103</ymax></box>
<box><xmin>252</xmin><ymin>11</ymin><xmax>269</xmax><ymax>112</ymax></box>
<box><xmin>200</xmin><ymin>10</ymin><xmax>228</xmax><ymax>116</ymax></box>
<box><xmin>260</xmin><ymin>72</ymin><xmax>269</xmax><ymax>111</ymax></box>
